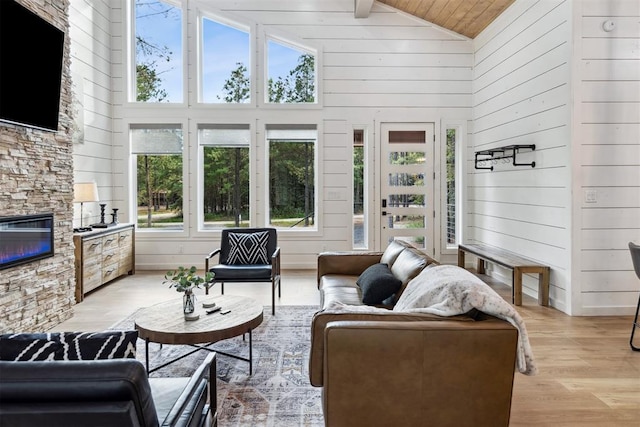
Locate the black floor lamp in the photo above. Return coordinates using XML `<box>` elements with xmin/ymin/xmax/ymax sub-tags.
<box><xmin>73</xmin><ymin>182</ymin><xmax>99</xmax><ymax>232</ymax></box>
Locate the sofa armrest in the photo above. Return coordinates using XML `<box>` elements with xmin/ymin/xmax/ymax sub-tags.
<box><xmin>158</xmin><ymin>352</ymin><xmax>216</xmax><ymax>427</ymax></box>
<box><xmin>321</xmin><ymin>320</ymin><xmax>518</xmax><ymax>427</ymax></box>
<box><xmin>317</xmin><ymin>252</ymin><xmax>383</xmax><ymax>287</ymax></box>
<box><xmin>308</xmin><ymin>310</ymin><xmax>477</xmax><ymax>387</ymax></box>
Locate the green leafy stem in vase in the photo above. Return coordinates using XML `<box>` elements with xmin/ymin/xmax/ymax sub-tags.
<box><xmin>163</xmin><ymin>266</ymin><xmax>214</xmax><ymax>293</ymax></box>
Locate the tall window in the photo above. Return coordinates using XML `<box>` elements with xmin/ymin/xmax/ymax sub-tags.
<box><xmin>199</xmin><ymin>125</ymin><xmax>250</xmax><ymax>229</ymax></box>
<box><xmin>353</xmin><ymin>129</ymin><xmax>366</xmax><ymax>248</ymax></box>
<box><xmin>131</xmin><ymin>124</ymin><xmax>184</xmax><ymax>230</ymax></box>
<box><xmin>266</xmin><ymin>39</ymin><xmax>316</xmax><ymax>104</ymax></box>
<box><xmin>133</xmin><ymin>0</ymin><xmax>183</xmax><ymax>103</ymax></box>
<box><xmin>445</xmin><ymin>127</ymin><xmax>457</xmax><ymax>247</ymax></box>
<box><xmin>201</xmin><ymin>16</ymin><xmax>250</xmax><ymax>103</ymax></box>
<box><xmin>267</xmin><ymin>125</ymin><xmax>317</xmax><ymax>229</ymax></box>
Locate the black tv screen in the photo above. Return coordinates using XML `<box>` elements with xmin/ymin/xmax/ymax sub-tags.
<box><xmin>0</xmin><ymin>1</ymin><xmax>65</xmax><ymax>132</ymax></box>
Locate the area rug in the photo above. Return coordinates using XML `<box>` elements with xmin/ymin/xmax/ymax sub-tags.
<box><xmin>111</xmin><ymin>305</ymin><xmax>324</xmax><ymax>427</ymax></box>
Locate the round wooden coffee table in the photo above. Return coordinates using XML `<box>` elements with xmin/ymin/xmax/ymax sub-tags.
<box><xmin>134</xmin><ymin>294</ymin><xmax>263</xmax><ymax>374</ymax></box>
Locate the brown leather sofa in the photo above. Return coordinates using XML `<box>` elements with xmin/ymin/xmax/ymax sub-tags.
<box><xmin>310</xmin><ymin>241</ymin><xmax>520</xmax><ymax>427</ymax></box>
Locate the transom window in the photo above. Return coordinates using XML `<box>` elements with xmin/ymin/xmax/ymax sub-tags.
<box><xmin>200</xmin><ymin>15</ymin><xmax>250</xmax><ymax>103</ymax></box>
<box><xmin>133</xmin><ymin>0</ymin><xmax>183</xmax><ymax>103</ymax></box>
<box><xmin>266</xmin><ymin>39</ymin><xmax>316</xmax><ymax>104</ymax></box>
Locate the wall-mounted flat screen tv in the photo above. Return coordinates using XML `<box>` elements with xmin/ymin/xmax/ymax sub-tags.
<box><xmin>0</xmin><ymin>1</ymin><xmax>65</xmax><ymax>132</ymax></box>
<box><xmin>0</xmin><ymin>213</ymin><xmax>55</xmax><ymax>270</ymax></box>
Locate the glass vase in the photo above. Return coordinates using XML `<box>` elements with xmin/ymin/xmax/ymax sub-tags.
<box><xmin>183</xmin><ymin>289</ymin><xmax>195</xmax><ymax>315</ymax></box>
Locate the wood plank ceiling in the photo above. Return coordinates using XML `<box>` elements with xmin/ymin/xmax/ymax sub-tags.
<box><xmin>377</xmin><ymin>0</ymin><xmax>515</xmax><ymax>39</ymax></box>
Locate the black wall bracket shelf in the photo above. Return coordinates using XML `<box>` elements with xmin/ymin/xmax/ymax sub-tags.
<box><xmin>474</xmin><ymin>144</ymin><xmax>536</xmax><ymax>171</ymax></box>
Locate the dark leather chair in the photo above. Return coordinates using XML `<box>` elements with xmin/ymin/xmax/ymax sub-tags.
<box><xmin>205</xmin><ymin>228</ymin><xmax>281</xmax><ymax>315</ymax></box>
<box><xmin>629</xmin><ymin>241</ymin><xmax>640</xmax><ymax>351</ymax></box>
<box><xmin>0</xmin><ymin>352</ymin><xmax>217</xmax><ymax>427</ymax></box>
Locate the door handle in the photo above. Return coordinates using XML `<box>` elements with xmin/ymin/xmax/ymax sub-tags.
<box><xmin>382</xmin><ymin>211</ymin><xmax>387</xmax><ymax>216</ymax></box>
<box><xmin>382</xmin><ymin>199</ymin><xmax>387</xmax><ymax>208</ymax></box>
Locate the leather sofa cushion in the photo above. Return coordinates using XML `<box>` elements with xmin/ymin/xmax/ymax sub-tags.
<box><xmin>322</xmin><ymin>286</ymin><xmax>363</xmax><ymax>307</ymax></box>
<box><xmin>390</xmin><ymin>248</ymin><xmax>429</xmax><ymax>286</ymax></box>
<box><xmin>149</xmin><ymin>378</ymin><xmax>188</xmax><ymax>421</ymax></box>
<box><xmin>319</xmin><ymin>274</ymin><xmax>359</xmax><ymax>291</ymax></box>
<box><xmin>149</xmin><ymin>377</ymin><xmax>192</xmax><ymax>425</ymax></box>
<box><xmin>380</xmin><ymin>240</ymin><xmax>408</xmax><ymax>267</ymax></box>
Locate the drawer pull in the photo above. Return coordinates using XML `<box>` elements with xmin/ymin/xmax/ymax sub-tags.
<box><xmin>89</xmin><ymin>243</ymin><xmax>100</xmax><ymax>250</ymax></box>
<box><xmin>104</xmin><ymin>238</ymin><xmax>115</xmax><ymax>244</ymax></box>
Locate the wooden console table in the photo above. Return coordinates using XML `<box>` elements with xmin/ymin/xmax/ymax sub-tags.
<box><xmin>457</xmin><ymin>243</ymin><xmax>549</xmax><ymax>306</ymax></box>
<box><xmin>73</xmin><ymin>223</ymin><xmax>135</xmax><ymax>302</ymax></box>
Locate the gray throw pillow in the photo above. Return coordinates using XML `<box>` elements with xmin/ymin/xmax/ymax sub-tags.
<box><xmin>356</xmin><ymin>263</ymin><xmax>402</xmax><ymax>305</ymax></box>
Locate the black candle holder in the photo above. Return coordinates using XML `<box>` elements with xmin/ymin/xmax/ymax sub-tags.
<box><xmin>110</xmin><ymin>208</ymin><xmax>119</xmax><ymax>225</ymax></box>
<box><xmin>92</xmin><ymin>203</ymin><xmax>109</xmax><ymax>228</ymax></box>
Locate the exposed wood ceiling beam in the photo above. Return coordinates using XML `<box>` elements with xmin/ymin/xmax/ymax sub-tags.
<box><xmin>354</xmin><ymin>0</ymin><xmax>375</xmax><ymax>18</ymax></box>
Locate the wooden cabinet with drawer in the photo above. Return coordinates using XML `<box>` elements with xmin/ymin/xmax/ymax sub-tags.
<box><xmin>73</xmin><ymin>223</ymin><xmax>135</xmax><ymax>302</ymax></box>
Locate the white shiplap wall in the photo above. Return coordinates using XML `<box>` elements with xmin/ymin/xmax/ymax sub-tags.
<box><xmin>471</xmin><ymin>0</ymin><xmax>640</xmax><ymax>315</ymax></box>
<box><xmin>574</xmin><ymin>0</ymin><xmax>640</xmax><ymax>315</ymax></box>
<box><xmin>67</xmin><ymin>0</ymin><xmax>640</xmax><ymax>314</ymax></box>
<box><xmin>69</xmin><ymin>0</ymin><xmax>113</xmax><ymax>227</ymax></box>
<box><xmin>470</xmin><ymin>0</ymin><xmax>572</xmax><ymax>313</ymax></box>
<box><xmin>92</xmin><ymin>0</ymin><xmax>473</xmax><ymax>269</ymax></box>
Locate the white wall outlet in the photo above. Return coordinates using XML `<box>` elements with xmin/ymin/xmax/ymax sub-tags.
<box><xmin>585</xmin><ymin>189</ymin><xmax>597</xmax><ymax>203</ymax></box>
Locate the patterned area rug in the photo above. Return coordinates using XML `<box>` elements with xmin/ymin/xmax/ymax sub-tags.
<box><xmin>112</xmin><ymin>305</ymin><xmax>324</xmax><ymax>427</ymax></box>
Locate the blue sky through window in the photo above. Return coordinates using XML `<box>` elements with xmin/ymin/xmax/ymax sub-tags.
<box><xmin>135</xmin><ymin>0</ymin><xmax>183</xmax><ymax>102</ymax></box>
<box><xmin>202</xmin><ymin>18</ymin><xmax>250</xmax><ymax>103</ymax></box>
<box><xmin>135</xmin><ymin>1</ymin><xmax>308</xmax><ymax>104</ymax></box>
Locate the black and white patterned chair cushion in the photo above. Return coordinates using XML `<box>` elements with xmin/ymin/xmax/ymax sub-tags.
<box><xmin>227</xmin><ymin>230</ymin><xmax>270</xmax><ymax>265</ymax></box>
<box><xmin>0</xmin><ymin>331</ymin><xmax>138</xmax><ymax>361</ymax></box>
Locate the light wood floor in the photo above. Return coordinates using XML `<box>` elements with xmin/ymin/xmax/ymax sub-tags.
<box><xmin>54</xmin><ymin>270</ymin><xmax>640</xmax><ymax>426</ymax></box>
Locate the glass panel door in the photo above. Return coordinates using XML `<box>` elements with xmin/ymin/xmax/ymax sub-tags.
<box><xmin>380</xmin><ymin>123</ymin><xmax>434</xmax><ymax>254</ymax></box>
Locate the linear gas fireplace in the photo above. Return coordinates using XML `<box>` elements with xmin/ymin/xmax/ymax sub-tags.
<box><xmin>0</xmin><ymin>213</ymin><xmax>54</xmax><ymax>270</ymax></box>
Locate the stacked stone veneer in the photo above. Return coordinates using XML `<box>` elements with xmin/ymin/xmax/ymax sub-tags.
<box><xmin>0</xmin><ymin>0</ymin><xmax>75</xmax><ymax>332</ymax></box>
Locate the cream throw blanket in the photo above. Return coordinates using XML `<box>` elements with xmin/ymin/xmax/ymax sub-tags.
<box><xmin>392</xmin><ymin>264</ymin><xmax>537</xmax><ymax>375</ymax></box>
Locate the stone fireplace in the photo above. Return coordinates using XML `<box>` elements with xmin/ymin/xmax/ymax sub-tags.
<box><xmin>0</xmin><ymin>0</ymin><xmax>75</xmax><ymax>332</ymax></box>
